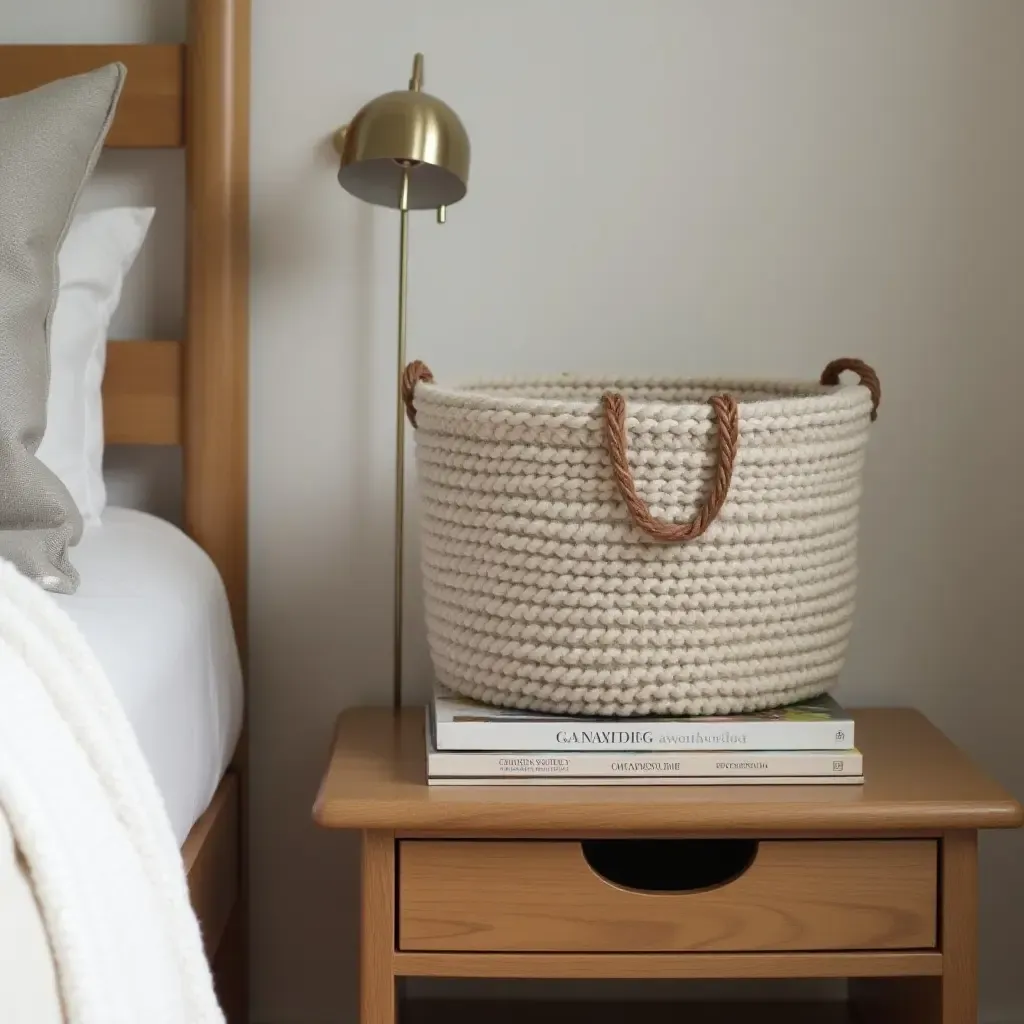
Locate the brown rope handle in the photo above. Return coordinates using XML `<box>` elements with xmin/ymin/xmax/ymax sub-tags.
<box><xmin>402</xmin><ymin>360</ymin><xmax>435</xmax><ymax>427</ymax></box>
<box><xmin>820</xmin><ymin>357</ymin><xmax>880</xmax><ymax>421</ymax></box>
<box><xmin>602</xmin><ymin>391</ymin><xmax>739</xmax><ymax>543</ymax></box>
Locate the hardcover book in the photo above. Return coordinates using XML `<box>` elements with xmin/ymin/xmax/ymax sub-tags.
<box><xmin>425</xmin><ymin>714</ymin><xmax>863</xmax><ymax>780</ymax></box>
<box><xmin>430</xmin><ymin>686</ymin><xmax>855</xmax><ymax>752</ymax></box>
<box><xmin>427</xmin><ymin>775</ymin><xmax>865</xmax><ymax>787</ymax></box>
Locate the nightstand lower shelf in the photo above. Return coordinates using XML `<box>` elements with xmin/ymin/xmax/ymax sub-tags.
<box><xmin>393</xmin><ymin>951</ymin><xmax>942</xmax><ymax>979</ymax></box>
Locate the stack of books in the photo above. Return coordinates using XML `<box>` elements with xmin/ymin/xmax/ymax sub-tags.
<box><xmin>426</xmin><ymin>686</ymin><xmax>863</xmax><ymax>786</ymax></box>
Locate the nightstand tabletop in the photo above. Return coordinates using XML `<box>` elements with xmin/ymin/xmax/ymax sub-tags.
<box><xmin>313</xmin><ymin>706</ymin><xmax>1021</xmax><ymax>833</ymax></box>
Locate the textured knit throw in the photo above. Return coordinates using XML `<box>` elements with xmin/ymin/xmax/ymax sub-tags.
<box><xmin>0</xmin><ymin>557</ymin><xmax>224</xmax><ymax>1023</ymax></box>
<box><xmin>404</xmin><ymin>364</ymin><xmax>878</xmax><ymax>717</ymax></box>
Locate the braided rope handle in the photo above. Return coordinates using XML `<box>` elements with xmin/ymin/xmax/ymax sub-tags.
<box><xmin>402</xmin><ymin>360</ymin><xmax>435</xmax><ymax>427</ymax></box>
<box><xmin>402</xmin><ymin>357</ymin><xmax>878</xmax><ymax>545</ymax></box>
<box><xmin>820</xmin><ymin>357</ymin><xmax>880</xmax><ymax>421</ymax></box>
<box><xmin>603</xmin><ymin>391</ymin><xmax>739</xmax><ymax>543</ymax></box>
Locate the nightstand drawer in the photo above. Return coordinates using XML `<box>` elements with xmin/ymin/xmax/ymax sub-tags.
<box><xmin>398</xmin><ymin>838</ymin><xmax>937</xmax><ymax>952</ymax></box>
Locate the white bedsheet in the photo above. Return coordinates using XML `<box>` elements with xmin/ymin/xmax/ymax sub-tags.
<box><xmin>53</xmin><ymin>507</ymin><xmax>243</xmax><ymax>844</ymax></box>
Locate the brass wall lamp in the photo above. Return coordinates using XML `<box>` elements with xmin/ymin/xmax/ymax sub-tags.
<box><xmin>334</xmin><ymin>54</ymin><xmax>471</xmax><ymax>707</ymax></box>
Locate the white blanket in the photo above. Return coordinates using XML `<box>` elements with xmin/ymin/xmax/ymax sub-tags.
<box><xmin>0</xmin><ymin>558</ymin><xmax>224</xmax><ymax>1024</ymax></box>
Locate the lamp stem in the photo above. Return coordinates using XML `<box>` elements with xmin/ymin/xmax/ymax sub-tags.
<box><xmin>393</xmin><ymin>168</ymin><xmax>411</xmax><ymax>710</ymax></box>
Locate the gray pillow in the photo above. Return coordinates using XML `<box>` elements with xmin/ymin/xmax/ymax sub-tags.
<box><xmin>0</xmin><ymin>63</ymin><xmax>125</xmax><ymax>593</ymax></box>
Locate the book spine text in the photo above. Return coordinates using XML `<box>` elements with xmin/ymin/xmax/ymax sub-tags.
<box><xmin>434</xmin><ymin>720</ymin><xmax>854</xmax><ymax>752</ymax></box>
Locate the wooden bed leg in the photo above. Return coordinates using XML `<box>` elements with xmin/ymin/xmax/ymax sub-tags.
<box><xmin>361</xmin><ymin>831</ymin><xmax>396</xmax><ymax>1024</ymax></box>
<box><xmin>212</xmin><ymin>895</ymin><xmax>248</xmax><ymax>1024</ymax></box>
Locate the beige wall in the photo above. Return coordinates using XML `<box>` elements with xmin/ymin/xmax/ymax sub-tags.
<box><xmin>4</xmin><ymin>1</ymin><xmax>1024</xmax><ymax>1021</ymax></box>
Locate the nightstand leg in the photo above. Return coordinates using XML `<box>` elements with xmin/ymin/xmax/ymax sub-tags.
<box><xmin>937</xmin><ymin>830</ymin><xmax>978</xmax><ymax>1023</ymax></box>
<box><xmin>851</xmin><ymin>830</ymin><xmax>978</xmax><ymax>1023</ymax></box>
<box><xmin>360</xmin><ymin>830</ymin><xmax>396</xmax><ymax>1024</ymax></box>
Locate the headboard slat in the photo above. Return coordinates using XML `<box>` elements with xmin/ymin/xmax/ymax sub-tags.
<box><xmin>103</xmin><ymin>341</ymin><xmax>182</xmax><ymax>445</ymax></box>
<box><xmin>0</xmin><ymin>45</ymin><xmax>184</xmax><ymax>147</ymax></box>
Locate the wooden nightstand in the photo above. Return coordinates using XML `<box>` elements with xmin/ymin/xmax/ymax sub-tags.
<box><xmin>314</xmin><ymin>707</ymin><xmax>1021</xmax><ymax>1023</ymax></box>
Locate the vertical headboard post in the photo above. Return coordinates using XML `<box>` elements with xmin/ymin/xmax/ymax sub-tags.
<box><xmin>185</xmin><ymin>0</ymin><xmax>250</xmax><ymax>651</ymax></box>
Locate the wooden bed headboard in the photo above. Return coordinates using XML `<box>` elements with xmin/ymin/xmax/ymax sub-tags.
<box><xmin>0</xmin><ymin>0</ymin><xmax>250</xmax><ymax>646</ymax></box>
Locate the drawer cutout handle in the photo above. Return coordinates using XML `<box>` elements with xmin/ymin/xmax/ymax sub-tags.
<box><xmin>581</xmin><ymin>839</ymin><xmax>758</xmax><ymax>894</ymax></box>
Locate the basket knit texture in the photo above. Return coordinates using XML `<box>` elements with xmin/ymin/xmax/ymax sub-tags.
<box><xmin>406</xmin><ymin>363</ymin><xmax>877</xmax><ymax>717</ymax></box>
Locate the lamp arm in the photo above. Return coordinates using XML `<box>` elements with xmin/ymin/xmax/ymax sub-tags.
<box><xmin>393</xmin><ymin>168</ymin><xmax>411</xmax><ymax>709</ymax></box>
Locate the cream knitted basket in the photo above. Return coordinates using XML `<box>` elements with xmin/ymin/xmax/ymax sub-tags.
<box><xmin>403</xmin><ymin>358</ymin><xmax>879</xmax><ymax>717</ymax></box>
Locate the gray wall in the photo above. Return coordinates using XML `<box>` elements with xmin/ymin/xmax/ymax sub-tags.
<box><xmin>3</xmin><ymin>1</ymin><xmax>1024</xmax><ymax>1021</ymax></box>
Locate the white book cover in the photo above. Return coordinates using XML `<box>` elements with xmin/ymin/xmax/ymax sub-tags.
<box><xmin>431</xmin><ymin>685</ymin><xmax>855</xmax><ymax>752</ymax></box>
<box><xmin>425</xmin><ymin>714</ymin><xmax>863</xmax><ymax>779</ymax></box>
<box><xmin>427</xmin><ymin>775</ymin><xmax>865</xmax><ymax>787</ymax></box>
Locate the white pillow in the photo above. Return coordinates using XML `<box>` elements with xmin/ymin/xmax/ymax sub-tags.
<box><xmin>37</xmin><ymin>207</ymin><xmax>155</xmax><ymax>525</ymax></box>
